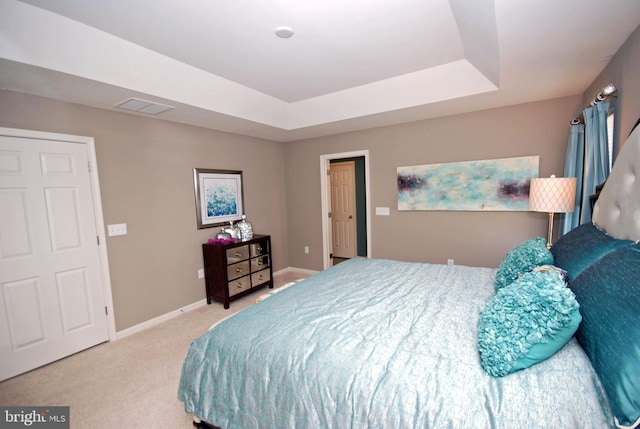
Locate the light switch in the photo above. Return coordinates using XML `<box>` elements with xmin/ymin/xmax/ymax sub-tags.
<box><xmin>107</xmin><ymin>223</ymin><xmax>127</xmax><ymax>236</ymax></box>
<box><xmin>375</xmin><ymin>207</ymin><xmax>390</xmax><ymax>216</ymax></box>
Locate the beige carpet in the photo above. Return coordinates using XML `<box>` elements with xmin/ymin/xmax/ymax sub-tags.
<box><xmin>0</xmin><ymin>272</ymin><xmax>309</xmax><ymax>428</ymax></box>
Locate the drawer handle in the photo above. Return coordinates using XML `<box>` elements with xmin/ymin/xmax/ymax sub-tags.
<box><xmin>256</xmin><ymin>260</ymin><xmax>263</xmax><ymax>266</ymax></box>
<box><xmin>237</xmin><ymin>282</ymin><xmax>244</xmax><ymax>288</ymax></box>
<box><xmin>256</xmin><ymin>245</ymin><xmax>262</xmax><ymax>252</ymax></box>
<box><xmin>235</xmin><ymin>267</ymin><xmax>243</xmax><ymax>273</ymax></box>
<box><xmin>235</xmin><ymin>251</ymin><xmax>242</xmax><ymax>257</ymax></box>
<box><xmin>258</xmin><ymin>275</ymin><xmax>263</xmax><ymax>280</ymax></box>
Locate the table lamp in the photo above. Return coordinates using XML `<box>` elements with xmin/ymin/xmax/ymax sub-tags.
<box><xmin>529</xmin><ymin>175</ymin><xmax>577</xmax><ymax>249</ymax></box>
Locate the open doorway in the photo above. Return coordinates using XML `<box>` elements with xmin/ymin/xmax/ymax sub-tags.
<box><xmin>320</xmin><ymin>151</ymin><xmax>371</xmax><ymax>270</ymax></box>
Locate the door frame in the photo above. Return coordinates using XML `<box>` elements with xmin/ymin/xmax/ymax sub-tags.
<box><xmin>320</xmin><ymin>150</ymin><xmax>371</xmax><ymax>270</ymax></box>
<box><xmin>0</xmin><ymin>127</ymin><xmax>116</xmax><ymax>341</ymax></box>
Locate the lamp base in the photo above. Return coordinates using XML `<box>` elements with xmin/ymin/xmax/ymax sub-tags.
<box><xmin>546</xmin><ymin>212</ymin><xmax>555</xmax><ymax>249</ymax></box>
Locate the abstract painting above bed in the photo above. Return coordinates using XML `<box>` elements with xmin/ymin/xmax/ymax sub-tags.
<box><xmin>397</xmin><ymin>156</ymin><xmax>538</xmax><ymax>211</ymax></box>
<box><xmin>178</xmin><ymin>258</ymin><xmax>615</xmax><ymax>429</ymax></box>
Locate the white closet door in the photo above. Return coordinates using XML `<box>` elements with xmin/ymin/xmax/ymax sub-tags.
<box><xmin>0</xmin><ymin>135</ymin><xmax>108</xmax><ymax>381</ymax></box>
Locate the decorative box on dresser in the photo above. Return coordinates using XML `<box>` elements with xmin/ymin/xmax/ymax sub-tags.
<box><xmin>202</xmin><ymin>234</ymin><xmax>273</xmax><ymax>309</ymax></box>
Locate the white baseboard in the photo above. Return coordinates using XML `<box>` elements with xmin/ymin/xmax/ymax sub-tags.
<box><xmin>115</xmin><ymin>298</ymin><xmax>208</xmax><ymax>340</ymax></box>
<box><xmin>274</xmin><ymin>266</ymin><xmax>319</xmax><ymax>276</ymax></box>
<box><xmin>115</xmin><ymin>267</ymin><xmax>318</xmax><ymax>340</ymax></box>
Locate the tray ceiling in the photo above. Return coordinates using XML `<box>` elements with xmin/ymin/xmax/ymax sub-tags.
<box><xmin>2</xmin><ymin>0</ymin><xmax>640</xmax><ymax>141</ymax></box>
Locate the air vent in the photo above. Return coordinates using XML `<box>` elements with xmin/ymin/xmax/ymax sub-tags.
<box><xmin>116</xmin><ymin>98</ymin><xmax>174</xmax><ymax>115</ymax></box>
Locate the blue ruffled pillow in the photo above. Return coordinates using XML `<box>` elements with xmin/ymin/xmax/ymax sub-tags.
<box><xmin>570</xmin><ymin>244</ymin><xmax>640</xmax><ymax>428</ymax></box>
<box><xmin>494</xmin><ymin>237</ymin><xmax>554</xmax><ymax>291</ymax></box>
<box><xmin>551</xmin><ymin>222</ymin><xmax>633</xmax><ymax>281</ymax></box>
<box><xmin>478</xmin><ymin>270</ymin><xmax>581</xmax><ymax>377</ymax></box>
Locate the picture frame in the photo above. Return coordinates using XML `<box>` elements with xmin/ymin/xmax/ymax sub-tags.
<box><xmin>193</xmin><ymin>168</ymin><xmax>244</xmax><ymax>229</ymax></box>
<box><xmin>397</xmin><ymin>156</ymin><xmax>539</xmax><ymax>211</ymax></box>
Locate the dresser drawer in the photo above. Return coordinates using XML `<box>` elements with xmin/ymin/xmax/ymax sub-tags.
<box><xmin>250</xmin><ymin>240</ymin><xmax>269</xmax><ymax>257</ymax></box>
<box><xmin>251</xmin><ymin>255</ymin><xmax>270</xmax><ymax>271</ymax></box>
<box><xmin>251</xmin><ymin>268</ymin><xmax>271</xmax><ymax>286</ymax></box>
<box><xmin>228</xmin><ymin>276</ymin><xmax>251</xmax><ymax>297</ymax></box>
<box><xmin>226</xmin><ymin>245</ymin><xmax>249</xmax><ymax>263</ymax></box>
<box><xmin>227</xmin><ymin>260</ymin><xmax>250</xmax><ymax>281</ymax></box>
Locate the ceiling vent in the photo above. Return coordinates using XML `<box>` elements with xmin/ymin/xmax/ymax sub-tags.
<box><xmin>116</xmin><ymin>98</ymin><xmax>174</xmax><ymax>115</ymax></box>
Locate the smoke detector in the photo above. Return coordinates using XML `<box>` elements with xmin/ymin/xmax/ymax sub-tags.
<box><xmin>275</xmin><ymin>26</ymin><xmax>294</xmax><ymax>38</ymax></box>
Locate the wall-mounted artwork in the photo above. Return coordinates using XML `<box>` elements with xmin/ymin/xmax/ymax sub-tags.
<box><xmin>193</xmin><ymin>169</ymin><xmax>244</xmax><ymax>229</ymax></box>
<box><xmin>397</xmin><ymin>156</ymin><xmax>539</xmax><ymax>211</ymax></box>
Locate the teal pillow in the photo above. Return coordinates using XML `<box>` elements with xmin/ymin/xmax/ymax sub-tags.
<box><xmin>570</xmin><ymin>244</ymin><xmax>640</xmax><ymax>428</ymax></box>
<box><xmin>551</xmin><ymin>222</ymin><xmax>633</xmax><ymax>281</ymax></box>
<box><xmin>478</xmin><ymin>270</ymin><xmax>581</xmax><ymax>377</ymax></box>
<box><xmin>494</xmin><ymin>237</ymin><xmax>553</xmax><ymax>291</ymax></box>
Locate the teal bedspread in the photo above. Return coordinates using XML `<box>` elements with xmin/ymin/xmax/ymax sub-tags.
<box><xmin>178</xmin><ymin>258</ymin><xmax>614</xmax><ymax>428</ymax></box>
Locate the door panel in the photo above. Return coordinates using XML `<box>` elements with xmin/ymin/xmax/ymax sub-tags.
<box><xmin>47</xmin><ymin>188</ymin><xmax>84</xmax><ymax>251</ymax></box>
<box><xmin>57</xmin><ymin>268</ymin><xmax>92</xmax><ymax>333</ymax></box>
<box><xmin>330</xmin><ymin>161</ymin><xmax>356</xmax><ymax>258</ymax></box>
<box><xmin>0</xmin><ymin>136</ymin><xmax>108</xmax><ymax>381</ymax></box>
<box><xmin>0</xmin><ymin>188</ymin><xmax>33</xmax><ymax>258</ymax></box>
<box><xmin>3</xmin><ymin>277</ymin><xmax>46</xmax><ymax>349</ymax></box>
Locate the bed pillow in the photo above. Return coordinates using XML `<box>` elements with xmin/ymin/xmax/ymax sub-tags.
<box><xmin>494</xmin><ymin>237</ymin><xmax>553</xmax><ymax>291</ymax></box>
<box><xmin>570</xmin><ymin>244</ymin><xmax>640</xmax><ymax>429</ymax></box>
<box><xmin>478</xmin><ymin>270</ymin><xmax>581</xmax><ymax>377</ymax></box>
<box><xmin>551</xmin><ymin>222</ymin><xmax>634</xmax><ymax>281</ymax></box>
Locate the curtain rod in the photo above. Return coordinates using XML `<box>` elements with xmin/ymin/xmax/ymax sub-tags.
<box><xmin>570</xmin><ymin>83</ymin><xmax>617</xmax><ymax>125</ymax></box>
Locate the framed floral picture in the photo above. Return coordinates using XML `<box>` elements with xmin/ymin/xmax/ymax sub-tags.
<box><xmin>193</xmin><ymin>168</ymin><xmax>244</xmax><ymax>229</ymax></box>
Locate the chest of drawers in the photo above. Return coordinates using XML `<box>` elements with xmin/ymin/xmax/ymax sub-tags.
<box><xmin>202</xmin><ymin>234</ymin><xmax>273</xmax><ymax>308</ymax></box>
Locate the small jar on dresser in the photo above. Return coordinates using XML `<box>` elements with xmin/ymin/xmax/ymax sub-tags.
<box><xmin>202</xmin><ymin>234</ymin><xmax>273</xmax><ymax>309</ymax></box>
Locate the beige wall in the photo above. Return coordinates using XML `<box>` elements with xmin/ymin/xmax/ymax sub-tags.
<box><xmin>0</xmin><ymin>92</ymin><xmax>289</xmax><ymax>331</ymax></box>
<box><xmin>284</xmin><ymin>96</ymin><xmax>583</xmax><ymax>271</ymax></box>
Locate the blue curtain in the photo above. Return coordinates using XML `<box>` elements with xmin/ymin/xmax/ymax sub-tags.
<box><xmin>559</xmin><ymin>124</ymin><xmax>584</xmax><ymax>235</ymax></box>
<box><xmin>559</xmin><ymin>102</ymin><xmax>610</xmax><ymax>236</ymax></box>
<box><xmin>581</xmin><ymin>102</ymin><xmax>611</xmax><ymax>223</ymax></box>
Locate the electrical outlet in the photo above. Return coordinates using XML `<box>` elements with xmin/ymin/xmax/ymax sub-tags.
<box><xmin>447</xmin><ymin>259</ymin><xmax>454</xmax><ymax>266</ymax></box>
<box><xmin>304</xmin><ymin>246</ymin><xmax>310</xmax><ymax>254</ymax></box>
<box><xmin>197</xmin><ymin>269</ymin><xmax>204</xmax><ymax>279</ymax></box>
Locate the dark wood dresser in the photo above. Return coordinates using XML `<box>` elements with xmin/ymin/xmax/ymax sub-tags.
<box><xmin>202</xmin><ymin>234</ymin><xmax>273</xmax><ymax>308</ymax></box>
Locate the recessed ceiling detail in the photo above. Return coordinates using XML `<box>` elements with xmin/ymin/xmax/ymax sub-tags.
<box><xmin>2</xmin><ymin>0</ymin><xmax>640</xmax><ymax>141</ymax></box>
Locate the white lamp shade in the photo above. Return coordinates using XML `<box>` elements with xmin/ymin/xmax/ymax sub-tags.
<box><xmin>529</xmin><ymin>176</ymin><xmax>577</xmax><ymax>213</ymax></box>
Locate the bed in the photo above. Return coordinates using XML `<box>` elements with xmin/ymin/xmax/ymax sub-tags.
<box><xmin>178</xmin><ymin>124</ymin><xmax>640</xmax><ymax>429</ymax></box>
